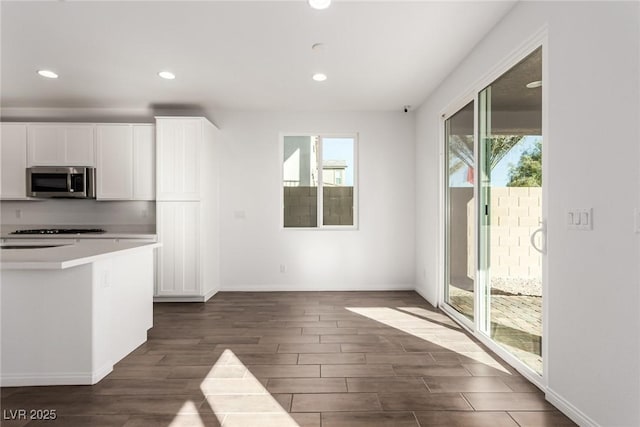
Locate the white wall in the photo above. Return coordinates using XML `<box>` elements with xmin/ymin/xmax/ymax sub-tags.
<box><xmin>415</xmin><ymin>2</ymin><xmax>639</xmax><ymax>426</ymax></box>
<box><xmin>213</xmin><ymin>111</ymin><xmax>416</xmax><ymax>291</ymax></box>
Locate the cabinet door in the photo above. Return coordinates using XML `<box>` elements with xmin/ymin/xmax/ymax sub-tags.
<box><xmin>132</xmin><ymin>125</ymin><xmax>155</xmax><ymax>200</ymax></box>
<box><xmin>64</xmin><ymin>125</ymin><xmax>95</xmax><ymax>166</ymax></box>
<box><xmin>28</xmin><ymin>124</ymin><xmax>95</xmax><ymax>166</ymax></box>
<box><xmin>96</xmin><ymin>125</ymin><xmax>133</xmax><ymax>200</ymax></box>
<box><xmin>156</xmin><ymin>202</ymin><xmax>200</xmax><ymax>296</ymax></box>
<box><xmin>156</xmin><ymin>119</ymin><xmax>200</xmax><ymax>201</ymax></box>
<box><xmin>28</xmin><ymin>125</ymin><xmax>65</xmax><ymax>165</ymax></box>
<box><xmin>1</xmin><ymin>124</ymin><xmax>28</xmax><ymax>199</ymax></box>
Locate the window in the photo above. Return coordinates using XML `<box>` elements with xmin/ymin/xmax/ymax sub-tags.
<box><xmin>282</xmin><ymin>134</ymin><xmax>357</xmax><ymax>228</ymax></box>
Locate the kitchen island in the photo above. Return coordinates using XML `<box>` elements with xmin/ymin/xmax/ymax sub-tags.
<box><xmin>0</xmin><ymin>240</ymin><xmax>160</xmax><ymax>386</ymax></box>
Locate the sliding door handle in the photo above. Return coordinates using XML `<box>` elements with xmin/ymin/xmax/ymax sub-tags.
<box><xmin>530</xmin><ymin>222</ymin><xmax>546</xmax><ymax>254</ymax></box>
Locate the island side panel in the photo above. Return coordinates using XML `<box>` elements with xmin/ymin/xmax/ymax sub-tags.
<box><xmin>102</xmin><ymin>249</ymin><xmax>154</xmax><ymax>364</ymax></box>
<box><xmin>1</xmin><ymin>266</ymin><xmax>94</xmax><ymax>386</ymax></box>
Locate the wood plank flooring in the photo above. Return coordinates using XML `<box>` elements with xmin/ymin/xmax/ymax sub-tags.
<box><xmin>1</xmin><ymin>291</ymin><xmax>575</xmax><ymax>426</ymax></box>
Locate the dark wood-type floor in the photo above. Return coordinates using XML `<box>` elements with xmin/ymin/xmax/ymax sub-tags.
<box><xmin>1</xmin><ymin>291</ymin><xmax>575</xmax><ymax>426</ymax></box>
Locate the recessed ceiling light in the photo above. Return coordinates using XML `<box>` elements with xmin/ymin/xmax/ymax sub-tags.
<box><xmin>308</xmin><ymin>0</ymin><xmax>331</xmax><ymax>10</ymax></box>
<box><xmin>158</xmin><ymin>71</ymin><xmax>176</xmax><ymax>80</ymax></box>
<box><xmin>37</xmin><ymin>70</ymin><xmax>58</xmax><ymax>79</ymax></box>
<box><xmin>526</xmin><ymin>80</ymin><xmax>542</xmax><ymax>89</ymax></box>
<box><xmin>312</xmin><ymin>73</ymin><xmax>327</xmax><ymax>82</ymax></box>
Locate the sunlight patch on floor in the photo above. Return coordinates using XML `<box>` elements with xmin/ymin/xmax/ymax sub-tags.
<box><xmin>200</xmin><ymin>349</ymin><xmax>300</xmax><ymax>427</ymax></box>
<box><xmin>346</xmin><ymin>307</ymin><xmax>510</xmax><ymax>373</ymax></box>
<box><xmin>169</xmin><ymin>401</ymin><xmax>206</xmax><ymax>427</ymax></box>
<box><xmin>397</xmin><ymin>306</ymin><xmax>461</xmax><ymax>322</ymax></box>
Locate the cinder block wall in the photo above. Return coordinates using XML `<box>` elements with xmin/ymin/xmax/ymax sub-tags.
<box><xmin>283</xmin><ymin>187</ymin><xmax>353</xmax><ymax>227</ymax></box>
<box><xmin>463</xmin><ymin>187</ymin><xmax>542</xmax><ymax>280</ymax></box>
<box><xmin>323</xmin><ymin>187</ymin><xmax>354</xmax><ymax>226</ymax></box>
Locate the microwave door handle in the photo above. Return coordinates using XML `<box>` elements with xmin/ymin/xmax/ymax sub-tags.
<box><xmin>67</xmin><ymin>174</ymin><xmax>73</xmax><ymax>193</ymax></box>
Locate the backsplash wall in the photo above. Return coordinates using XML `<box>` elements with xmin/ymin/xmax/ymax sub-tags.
<box><xmin>0</xmin><ymin>200</ymin><xmax>155</xmax><ymax>226</ymax></box>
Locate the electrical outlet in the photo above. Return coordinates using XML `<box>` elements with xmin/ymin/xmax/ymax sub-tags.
<box><xmin>15</xmin><ymin>209</ymin><xmax>21</xmax><ymax>219</ymax></box>
<box><xmin>279</xmin><ymin>264</ymin><xmax>287</xmax><ymax>273</ymax></box>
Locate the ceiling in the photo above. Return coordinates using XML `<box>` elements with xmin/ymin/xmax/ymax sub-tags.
<box><xmin>491</xmin><ymin>47</ymin><xmax>542</xmax><ymax>112</ymax></box>
<box><xmin>444</xmin><ymin>47</ymin><xmax>542</xmax><ymax>136</ymax></box>
<box><xmin>1</xmin><ymin>1</ymin><xmax>517</xmax><ymax>112</ymax></box>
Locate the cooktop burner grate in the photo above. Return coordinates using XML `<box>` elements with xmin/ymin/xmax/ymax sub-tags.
<box><xmin>10</xmin><ymin>228</ymin><xmax>107</xmax><ymax>235</ymax></box>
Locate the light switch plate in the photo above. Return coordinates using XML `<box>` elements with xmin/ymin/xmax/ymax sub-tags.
<box><xmin>567</xmin><ymin>208</ymin><xmax>593</xmax><ymax>230</ymax></box>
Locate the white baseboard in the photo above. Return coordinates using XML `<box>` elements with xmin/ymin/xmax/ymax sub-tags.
<box><xmin>1</xmin><ymin>365</ymin><xmax>112</xmax><ymax>387</ymax></box>
<box><xmin>153</xmin><ymin>288</ymin><xmax>219</xmax><ymax>303</ymax></box>
<box><xmin>203</xmin><ymin>288</ymin><xmax>218</xmax><ymax>302</ymax></box>
<box><xmin>546</xmin><ymin>388</ymin><xmax>599</xmax><ymax>427</ymax></box>
<box><xmin>153</xmin><ymin>295</ymin><xmax>207</xmax><ymax>302</ymax></box>
<box><xmin>218</xmin><ymin>284</ymin><xmax>415</xmax><ymax>292</ymax></box>
<box><xmin>154</xmin><ymin>286</ymin><xmax>414</xmax><ymax>300</ymax></box>
<box><xmin>91</xmin><ymin>363</ymin><xmax>114</xmax><ymax>384</ymax></box>
<box><xmin>413</xmin><ymin>286</ymin><xmax>437</xmax><ymax>307</ymax></box>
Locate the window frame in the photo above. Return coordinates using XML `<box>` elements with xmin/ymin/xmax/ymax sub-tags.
<box><xmin>280</xmin><ymin>132</ymin><xmax>359</xmax><ymax>230</ymax></box>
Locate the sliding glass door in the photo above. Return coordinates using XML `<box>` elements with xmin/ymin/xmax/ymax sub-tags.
<box><xmin>444</xmin><ymin>101</ymin><xmax>475</xmax><ymax>322</ymax></box>
<box><xmin>479</xmin><ymin>47</ymin><xmax>543</xmax><ymax>374</ymax></box>
<box><xmin>444</xmin><ymin>47</ymin><xmax>544</xmax><ymax>376</ymax></box>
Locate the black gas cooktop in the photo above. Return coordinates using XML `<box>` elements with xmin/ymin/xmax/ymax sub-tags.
<box><xmin>10</xmin><ymin>228</ymin><xmax>107</xmax><ymax>235</ymax></box>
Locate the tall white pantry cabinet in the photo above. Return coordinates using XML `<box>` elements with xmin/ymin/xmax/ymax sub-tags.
<box><xmin>154</xmin><ymin>117</ymin><xmax>221</xmax><ymax>301</ymax></box>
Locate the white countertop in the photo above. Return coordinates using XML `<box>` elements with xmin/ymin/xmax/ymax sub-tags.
<box><xmin>1</xmin><ymin>240</ymin><xmax>161</xmax><ymax>270</ymax></box>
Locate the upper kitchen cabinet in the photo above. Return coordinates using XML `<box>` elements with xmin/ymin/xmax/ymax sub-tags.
<box><xmin>156</xmin><ymin>117</ymin><xmax>217</xmax><ymax>201</ymax></box>
<box><xmin>1</xmin><ymin>123</ymin><xmax>28</xmax><ymax>200</ymax></box>
<box><xmin>96</xmin><ymin>124</ymin><xmax>155</xmax><ymax>201</ymax></box>
<box><xmin>96</xmin><ymin>124</ymin><xmax>133</xmax><ymax>200</ymax></box>
<box><xmin>27</xmin><ymin>124</ymin><xmax>95</xmax><ymax>166</ymax></box>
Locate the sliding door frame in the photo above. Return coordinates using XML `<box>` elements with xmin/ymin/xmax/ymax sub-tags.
<box><xmin>438</xmin><ymin>27</ymin><xmax>549</xmax><ymax>390</ymax></box>
<box><xmin>441</xmin><ymin>94</ymin><xmax>477</xmax><ymax>332</ymax></box>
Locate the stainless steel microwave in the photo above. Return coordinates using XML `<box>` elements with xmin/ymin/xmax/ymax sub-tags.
<box><xmin>27</xmin><ymin>166</ymin><xmax>96</xmax><ymax>198</ymax></box>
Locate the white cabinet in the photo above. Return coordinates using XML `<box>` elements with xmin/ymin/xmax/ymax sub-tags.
<box><xmin>97</xmin><ymin>125</ymin><xmax>133</xmax><ymax>200</ymax></box>
<box><xmin>156</xmin><ymin>118</ymin><xmax>201</xmax><ymax>201</ymax></box>
<box><xmin>1</xmin><ymin>124</ymin><xmax>28</xmax><ymax>200</ymax></box>
<box><xmin>28</xmin><ymin>124</ymin><xmax>95</xmax><ymax>166</ymax></box>
<box><xmin>156</xmin><ymin>202</ymin><xmax>200</xmax><ymax>296</ymax></box>
<box><xmin>154</xmin><ymin>117</ymin><xmax>220</xmax><ymax>301</ymax></box>
<box><xmin>3</xmin><ymin>122</ymin><xmax>153</xmax><ymax>201</ymax></box>
<box><xmin>133</xmin><ymin>125</ymin><xmax>155</xmax><ymax>200</ymax></box>
<box><xmin>96</xmin><ymin>124</ymin><xmax>155</xmax><ymax>201</ymax></box>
